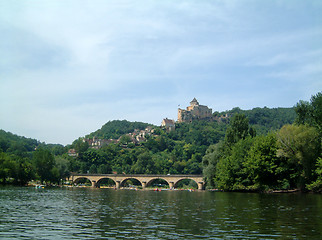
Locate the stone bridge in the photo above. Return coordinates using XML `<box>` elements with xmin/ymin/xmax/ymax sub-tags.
<box><xmin>69</xmin><ymin>173</ymin><xmax>205</xmax><ymax>190</ymax></box>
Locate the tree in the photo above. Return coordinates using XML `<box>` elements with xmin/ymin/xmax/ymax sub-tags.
<box><xmin>55</xmin><ymin>156</ymin><xmax>70</xmax><ymax>183</ymax></box>
<box><xmin>215</xmin><ymin>137</ymin><xmax>254</xmax><ymax>190</ymax></box>
<box><xmin>277</xmin><ymin>124</ymin><xmax>320</xmax><ymax>190</ymax></box>
<box><xmin>72</xmin><ymin>138</ymin><xmax>89</xmax><ymax>158</ymax></box>
<box><xmin>97</xmin><ymin>164</ymin><xmax>111</xmax><ymax>174</ymax></box>
<box><xmin>120</xmin><ymin>135</ymin><xmax>132</xmax><ymax>145</ymax></box>
<box><xmin>202</xmin><ymin>141</ymin><xmax>226</xmax><ymax>188</ymax></box>
<box><xmin>15</xmin><ymin>157</ymin><xmax>34</xmax><ymax>185</ymax></box>
<box><xmin>295</xmin><ymin>92</ymin><xmax>322</xmax><ymax>132</ymax></box>
<box><xmin>89</xmin><ymin>164</ymin><xmax>97</xmax><ymax>174</ymax></box>
<box><xmin>82</xmin><ymin>149</ymin><xmax>102</xmax><ymax>165</ymax></box>
<box><xmin>310</xmin><ymin>92</ymin><xmax>322</xmax><ymax>131</ymax></box>
<box><xmin>33</xmin><ymin>148</ymin><xmax>55</xmax><ymax>183</ymax></box>
<box><xmin>225</xmin><ymin>114</ymin><xmax>250</xmax><ymax>145</ymax></box>
<box><xmin>295</xmin><ymin>100</ymin><xmax>312</xmax><ymax>125</ymax></box>
<box><xmin>0</xmin><ymin>152</ymin><xmax>14</xmax><ymax>183</ymax></box>
<box><xmin>131</xmin><ymin>151</ymin><xmax>155</xmax><ymax>174</ymax></box>
<box><xmin>306</xmin><ymin>157</ymin><xmax>322</xmax><ymax>192</ymax></box>
<box><xmin>243</xmin><ymin>134</ymin><xmax>279</xmax><ymax>190</ymax></box>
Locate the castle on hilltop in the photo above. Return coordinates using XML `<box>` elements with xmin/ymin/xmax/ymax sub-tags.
<box><xmin>178</xmin><ymin>98</ymin><xmax>213</xmax><ymax>123</ymax></box>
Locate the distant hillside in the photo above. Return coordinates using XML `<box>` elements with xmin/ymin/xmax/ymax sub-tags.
<box><xmin>0</xmin><ymin>130</ymin><xmax>65</xmax><ymax>156</ymax></box>
<box><xmin>87</xmin><ymin>120</ymin><xmax>152</xmax><ymax>140</ymax></box>
<box><xmin>0</xmin><ymin>129</ymin><xmax>39</xmax><ymax>156</ymax></box>
<box><xmin>81</xmin><ymin>107</ymin><xmax>296</xmax><ymax>149</ymax></box>
<box><xmin>224</xmin><ymin>107</ymin><xmax>296</xmax><ymax>135</ymax></box>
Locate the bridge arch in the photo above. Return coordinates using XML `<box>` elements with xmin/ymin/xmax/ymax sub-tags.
<box><xmin>174</xmin><ymin>178</ymin><xmax>198</xmax><ymax>189</ymax></box>
<box><xmin>146</xmin><ymin>178</ymin><xmax>170</xmax><ymax>188</ymax></box>
<box><xmin>96</xmin><ymin>177</ymin><xmax>116</xmax><ymax>188</ymax></box>
<box><xmin>120</xmin><ymin>178</ymin><xmax>143</xmax><ymax>188</ymax></box>
<box><xmin>73</xmin><ymin>177</ymin><xmax>92</xmax><ymax>186</ymax></box>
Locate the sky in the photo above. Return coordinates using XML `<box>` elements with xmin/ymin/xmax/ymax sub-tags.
<box><xmin>0</xmin><ymin>0</ymin><xmax>321</xmax><ymax>145</ymax></box>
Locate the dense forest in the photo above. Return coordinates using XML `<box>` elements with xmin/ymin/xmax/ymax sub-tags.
<box><xmin>0</xmin><ymin>130</ymin><xmax>66</xmax><ymax>185</ymax></box>
<box><xmin>1</xmin><ymin>92</ymin><xmax>321</xmax><ymax>192</ymax></box>
<box><xmin>204</xmin><ymin>92</ymin><xmax>321</xmax><ymax>192</ymax></box>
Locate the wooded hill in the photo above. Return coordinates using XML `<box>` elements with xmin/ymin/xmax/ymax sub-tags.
<box><xmin>0</xmin><ymin>106</ymin><xmax>296</xmax><ymax>185</ymax></box>
<box><xmin>2</xmin><ymin>94</ymin><xmax>321</xmax><ymax>193</ymax></box>
<box><xmin>66</xmin><ymin>106</ymin><xmax>297</xmax><ymax>182</ymax></box>
<box><xmin>87</xmin><ymin>107</ymin><xmax>296</xmax><ymax>141</ymax></box>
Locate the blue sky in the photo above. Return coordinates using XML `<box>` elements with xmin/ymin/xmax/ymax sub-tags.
<box><xmin>0</xmin><ymin>0</ymin><xmax>321</xmax><ymax>145</ymax></box>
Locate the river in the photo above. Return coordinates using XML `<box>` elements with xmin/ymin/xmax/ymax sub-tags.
<box><xmin>0</xmin><ymin>186</ymin><xmax>321</xmax><ymax>239</ymax></box>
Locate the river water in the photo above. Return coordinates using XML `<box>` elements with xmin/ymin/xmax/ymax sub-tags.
<box><xmin>0</xmin><ymin>186</ymin><xmax>321</xmax><ymax>239</ymax></box>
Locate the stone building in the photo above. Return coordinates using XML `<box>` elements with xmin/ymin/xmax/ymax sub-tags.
<box><xmin>178</xmin><ymin>98</ymin><xmax>213</xmax><ymax>123</ymax></box>
<box><xmin>83</xmin><ymin>137</ymin><xmax>116</xmax><ymax>149</ymax></box>
<box><xmin>161</xmin><ymin>118</ymin><xmax>176</xmax><ymax>131</ymax></box>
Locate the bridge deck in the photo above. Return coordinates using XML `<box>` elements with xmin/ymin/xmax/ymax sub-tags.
<box><xmin>71</xmin><ymin>173</ymin><xmax>203</xmax><ymax>177</ymax></box>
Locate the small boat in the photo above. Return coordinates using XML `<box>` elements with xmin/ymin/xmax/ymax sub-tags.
<box><xmin>35</xmin><ymin>185</ymin><xmax>45</xmax><ymax>189</ymax></box>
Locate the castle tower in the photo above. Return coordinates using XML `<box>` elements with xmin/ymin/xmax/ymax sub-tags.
<box><xmin>178</xmin><ymin>98</ymin><xmax>212</xmax><ymax>123</ymax></box>
<box><xmin>190</xmin><ymin>98</ymin><xmax>199</xmax><ymax>107</ymax></box>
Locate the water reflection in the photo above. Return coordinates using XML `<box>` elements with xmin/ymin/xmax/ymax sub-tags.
<box><xmin>0</xmin><ymin>186</ymin><xmax>321</xmax><ymax>239</ymax></box>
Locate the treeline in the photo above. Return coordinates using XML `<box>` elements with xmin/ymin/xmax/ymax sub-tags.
<box><xmin>2</xmin><ymin>97</ymin><xmax>318</xmax><ymax>191</ymax></box>
<box><xmin>203</xmin><ymin>92</ymin><xmax>321</xmax><ymax>192</ymax></box>
<box><xmin>0</xmin><ymin>130</ymin><xmax>68</xmax><ymax>185</ymax></box>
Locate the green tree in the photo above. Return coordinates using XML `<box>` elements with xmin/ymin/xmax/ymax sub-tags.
<box><xmin>277</xmin><ymin>124</ymin><xmax>320</xmax><ymax>190</ymax></box>
<box><xmin>49</xmin><ymin>167</ymin><xmax>60</xmax><ymax>184</ymax></box>
<box><xmin>243</xmin><ymin>134</ymin><xmax>279</xmax><ymax>190</ymax></box>
<box><xmin>131</xmin><ymin>151</ymin><xmax>155</xmax><ymax>174</ymax></box>
<box><xmin>72</xmin><ymin>138</ymin><xmax>89</xmax><ymax>158</ymax></box>
<box><xmin>306</xmin><ymin>157</ymin><xmax>322</xmax><ymax>192</ymax></box>
<box><xmin>55</xmin><ymin>156</ymin><xmax>70</xmax><ymax>183</ymax></box>
<box><xmin>120</xmin><ymin>135</ymin><xmax>132</xmax><ymax>145</ymax></box>
<box><xmin>82</xmin><ymin>149</ymin><xmax>102</xmax><ymax>165</ymax></box>
<box><xmin>0</xmin><ymin>152</ymin><xmax>14</xmax><ymax>183</ymax></box>
<box><xmin>97</xmin><ymin>164</ymin><xmax>111</xmax><ymax>174</ymax></box>
<box><xmin>15</xmin><ymin>157</ymin><xmax>34</xmax><ymax>185</ymax></box>
<box><xmin>33</xmin><ymin>148</ymin><xmax>55</xmax><ymax>183</ymax></box>
<box><xmin>225</xmin><ymin>114</ymin><xmax>250</xmax><ymax>145</ymax></box>
<box><xmin>89</xmin><ymin>164</ymin><xmax>97</xmax><ymax>174</ymax></box>
<box><xmin>295</xmin><ymin>92</ymin><xmax>322</xmax><ymax>131</ymax></box>
<box><xmin>202</xmin><ymin>141</ymin><xmax>226</xmax><ymax>188</ymax></box>
<box><xmin>215</xmin><ymin>137</ymin><xmax>254</xmax><ymax>190</ymax></box>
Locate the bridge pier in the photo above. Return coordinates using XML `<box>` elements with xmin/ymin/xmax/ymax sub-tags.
<box><xmin>92</xmin><ymin>180</ymin><xmax>96</xmax><ymax>188</ymax></box>
<box><xmin>198</xmin><ymin>182</ymin><xmax>204</xmax><ymax>190</ymax></box>
<box><xmin>142</xmin><ymin>181</ymin><xmax>146</xmax><ymax>189</ymax></box>
<box><xmin>169</xmin><ymin>182</ymin><xmax>174</xmax><ymax>190</ymax></box>
<box><xmin>116</xmin><ymin>181</ymin><xmax>120</xmax><ymax>189</ymax></box>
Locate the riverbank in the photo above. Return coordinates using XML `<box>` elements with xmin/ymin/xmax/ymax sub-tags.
<box><xmin>1</xmin><ymin>183</ymin><xmax>320</xmax><ymax>194</ymax></box>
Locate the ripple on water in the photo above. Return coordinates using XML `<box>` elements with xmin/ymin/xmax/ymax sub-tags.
<box><xmin>1</xmin><ymin>187</ymin><xmax>322</xmax><ymax>239</ymax></box>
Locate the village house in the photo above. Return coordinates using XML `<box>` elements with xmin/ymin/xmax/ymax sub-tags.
<box><xmin>83</xmin><ymin>137</ymin><xmax>116</xmax><ymax>149</ymax></box>
<box><xmin>68</xmin><ymin>149</ymin><xmax>78</xmax><ymax>157</ymax></box>
<box><xmin>82</xmin><ymin>126</ymin><xmax>156</xmax><ymax>149</ymax></box>
<box><xmin>161</xmin><ymin>118</ymin><xmax>176</xmax><ymax>131</ymax></box>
